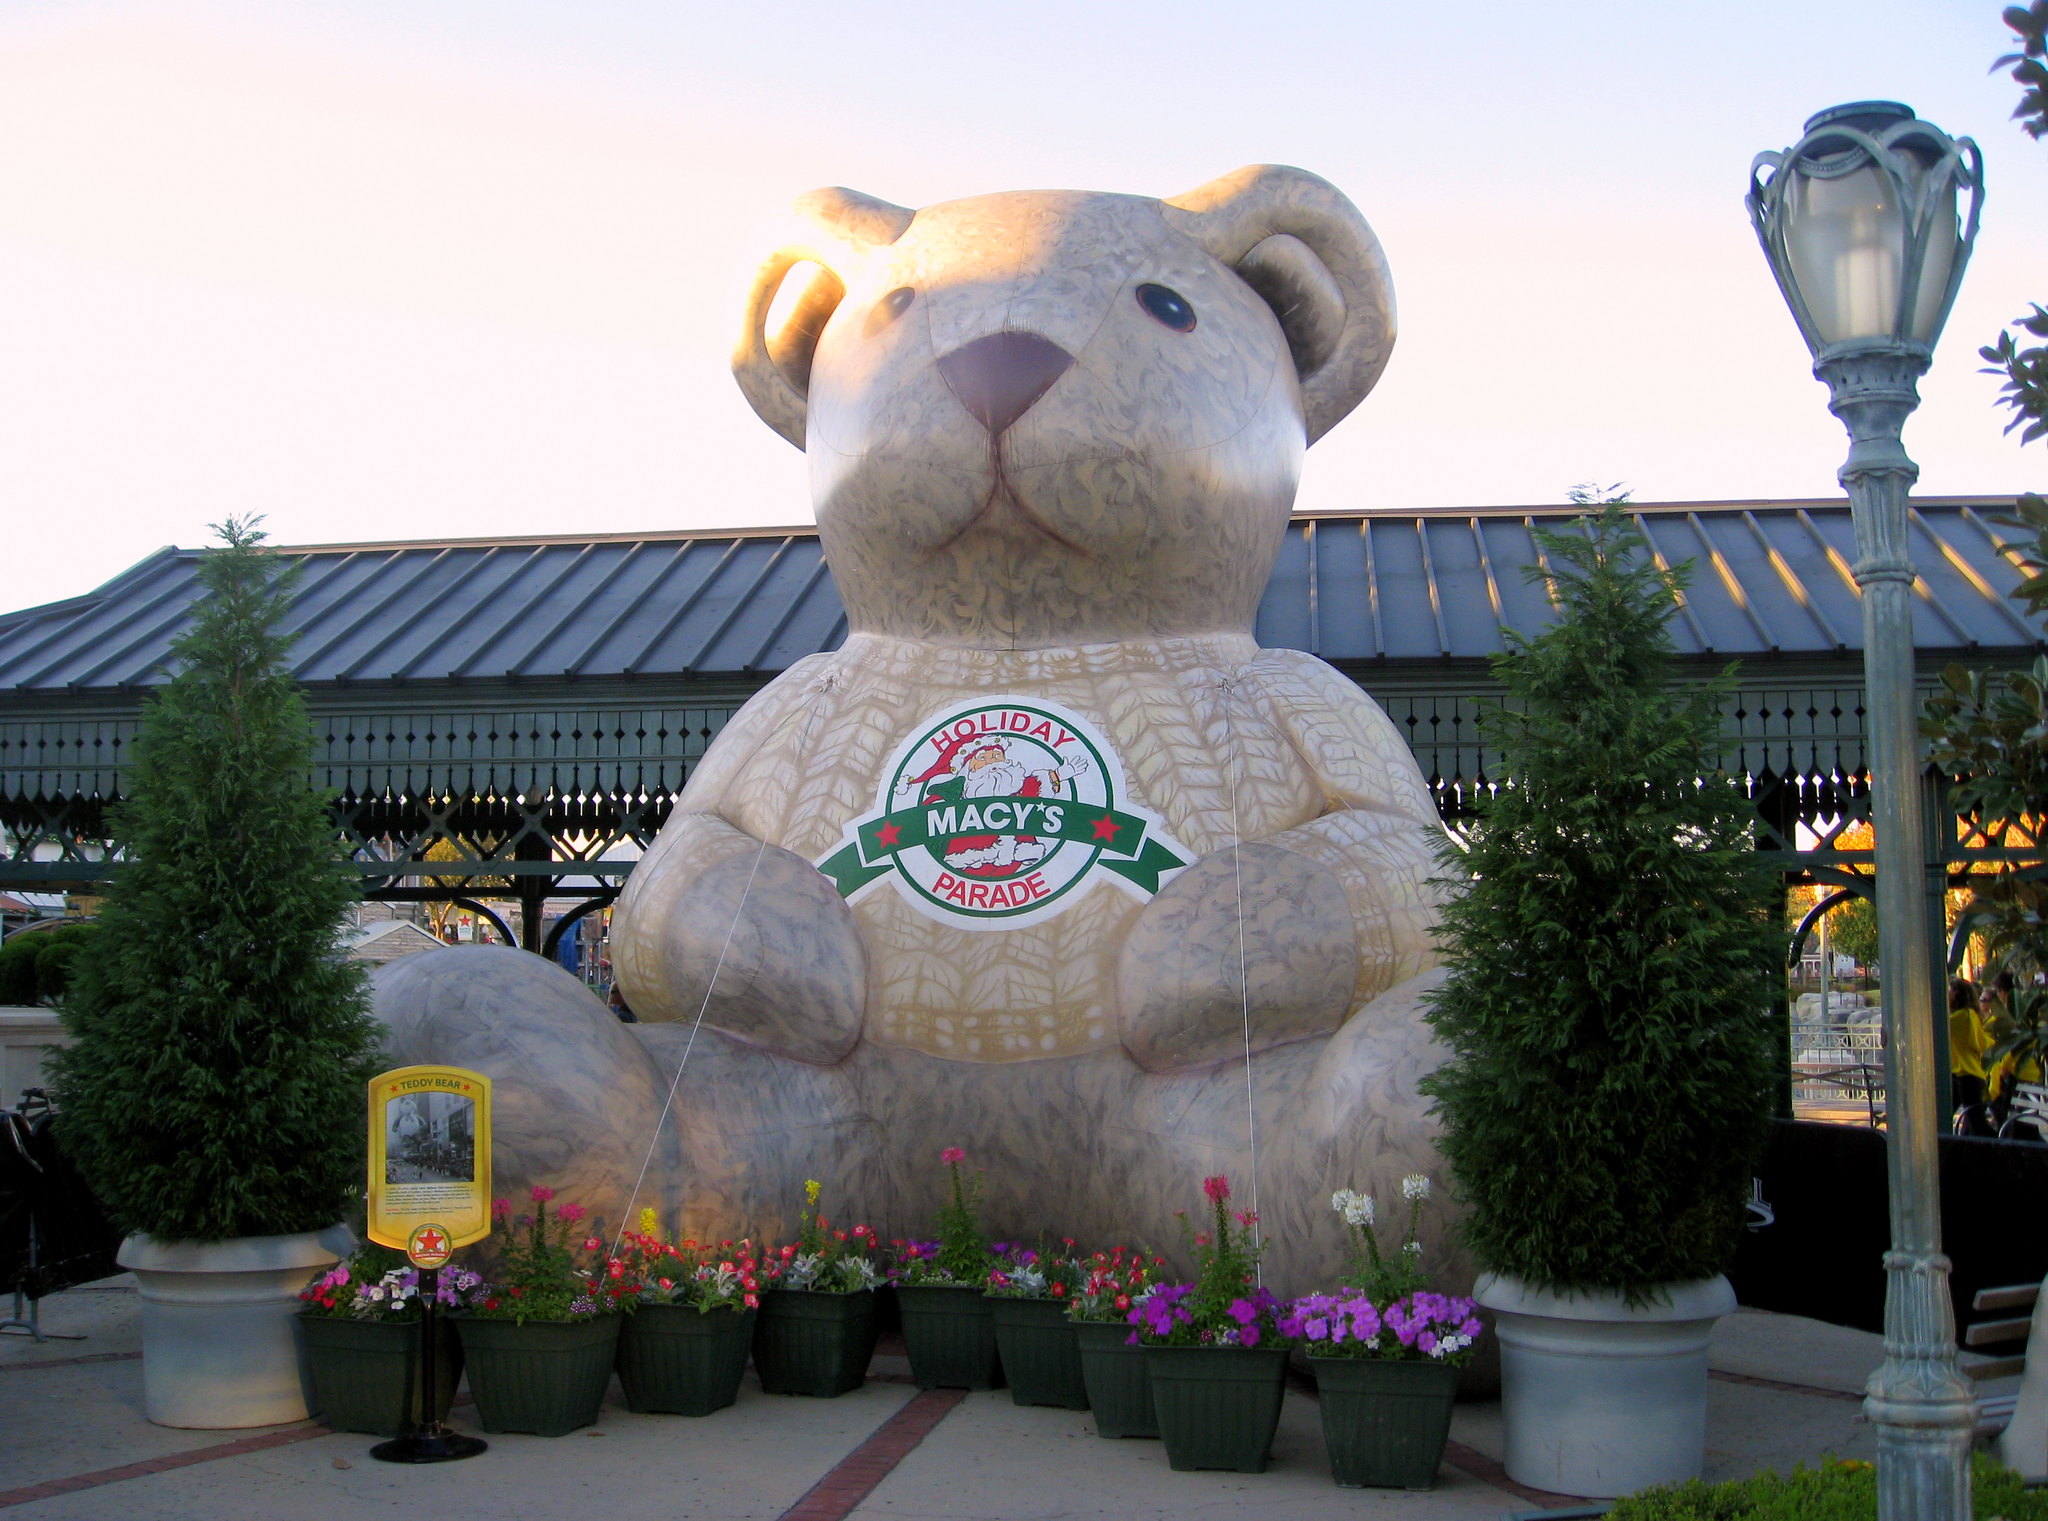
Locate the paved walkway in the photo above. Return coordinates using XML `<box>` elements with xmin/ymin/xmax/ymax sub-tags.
<box><xmin>0</xmin><ymin>1280</ymin><xmax>1957</xmax><ymax>1520</ymax></box>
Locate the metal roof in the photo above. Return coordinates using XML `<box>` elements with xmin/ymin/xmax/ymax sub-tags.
<box><xmin>0</xmin><ymin>498</ymin><xmax>2038</xmax><ymax>698</ymax></box>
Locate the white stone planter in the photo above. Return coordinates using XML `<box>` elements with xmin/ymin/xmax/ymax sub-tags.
<box><xmin>119</xmin><ymin>1225</ymin><xmax>351</xmax><ymax>1428</ymax></box>
<box><xmin>1474</xmin><ymin>1271</ymin><xmax>1736</xmax><ymax>1499</ymax></box>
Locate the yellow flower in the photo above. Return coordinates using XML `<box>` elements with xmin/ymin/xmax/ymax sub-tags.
<box><xmin>638</xmin><ymin>1206</ymin><xmax>660</xmax><ymax>1240</ymax></box>
<box><xmin>804</xmin><ymin>1179</ymin><xmax>822</xmax><ymax>1205</ymax></box>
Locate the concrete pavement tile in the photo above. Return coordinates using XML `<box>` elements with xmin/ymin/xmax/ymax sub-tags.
<box><xmin>0</xmin><ymin>1358</ymin><xmax>312</xmax><ymax>1493</ymax></box>
<box><xmin>3</xmin><ymin>1376</ymin><xmax>918</xmax><ymax>1520</ymax></box>
<box><xmin>1709</xmin><ymin>1306</ymin><xmax>1881</xmax><ymax>1396</ymax></box>
<box><xmin>1702</xmin><ymin>1377</ymin><xmax>1873</xmax><ymax>1481</ymax></box>
<box><xmin>845</xmin><ymin>1386</ymin><xmax>1516</xmax><ymax>1519</ymax></box>
<box><xmin>0</xmin><ymin>1278</ymin><xmax>139</xmax><ymax>1365</ymax></box>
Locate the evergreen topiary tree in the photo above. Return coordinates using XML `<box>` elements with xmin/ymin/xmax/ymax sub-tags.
<box><xmin>1419</xmin><ymin>497</ymin><xmax>1781</xmax><ymax>1301</ymax></box>
<box><xmin>51</xmin><ymin>518</ymin><xmax>381</xmax><ymax>1243</ymax></box>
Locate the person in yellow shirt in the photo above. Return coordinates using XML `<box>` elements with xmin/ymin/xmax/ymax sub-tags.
<box><xmin>1950</xmin><ymin>977</ymin><xmax>1995</xmax><ymax>1137</ymax></box>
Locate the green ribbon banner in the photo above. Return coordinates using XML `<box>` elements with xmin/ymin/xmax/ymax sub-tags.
<box><xmin>819</xmin><ymin>795</ymin><xmax>1186</xmax><ymax>898</ymax></box>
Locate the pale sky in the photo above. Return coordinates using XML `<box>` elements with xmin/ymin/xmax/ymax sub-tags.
<box><xmin>3</xmin><ymin>0</ymin><xmax>2043</xmax><ymax>609</ymax></box>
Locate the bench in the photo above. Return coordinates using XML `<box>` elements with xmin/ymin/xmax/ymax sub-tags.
<box><xmin>2001</xmin><ymin>1082</ymin><xmax>2048</xmax><ymax>1143</ymax></box>
<box><xmin>1968</xmin><ymin>1281</ymin><xmax>2038</xmax><ymax>1439</ymax></box>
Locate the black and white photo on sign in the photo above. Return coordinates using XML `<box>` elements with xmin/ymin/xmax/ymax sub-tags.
<box><xmin>383</xmin><ymin>1091</ymin><xmax>477</xmax><ymax>1185</ymax></box>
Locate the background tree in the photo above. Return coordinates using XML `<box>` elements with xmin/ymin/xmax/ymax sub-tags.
<box><xmin>1421</xmin><ymin>496</ymin><xmax>1782</xmax><ymax>1299</ymax></box>
<box><xmin>51</xmin><ymin>519</ymin><xmax>382</xmax><ymax>1242</ymax></box>
<box><xmin>1918</xmin><ymin>3</ymin><xmax>2048</xmax><ymax>1077</ymax></box>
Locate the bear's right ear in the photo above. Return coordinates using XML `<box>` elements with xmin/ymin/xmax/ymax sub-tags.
<box><xmin>732</xmin><ymin>188</ymin><xmax>915</xmax><ymax>449</ymax></box>
<box><xmin>1162</xmin><ymin>166</ymin><xmax>1395</xmax><ymax>445</ymax></box>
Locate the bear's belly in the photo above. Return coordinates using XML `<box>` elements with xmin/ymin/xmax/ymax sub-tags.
<box><xmin>711</xmin><ymin>634</ymin><xmax>1339</xmax><ymax>1060</ymax></box>
<box><xmin>853</xmin><ymin>878</ymin><xmax>1143</xmax><ymax>1059</ymax></box>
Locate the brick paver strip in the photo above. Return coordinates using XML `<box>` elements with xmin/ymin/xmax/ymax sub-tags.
<box><xmin>0</xmin><ymin>1423</ymin><xmax>331</xmax><ymax>1509</ymax></box>
<box><xmin>776</xmin><ymin>1387</ymin><xmax>967</xmax><ymax>1521</ymax></box>
<box><xmin>0</xmin><ymin>1351</ymin><xmax>142</xmax><ymax>1374</ymax></box>
<box><xmin>1708</xmin><ymin>1367</ymin><xmax>1863</xmax><ymax>1402</ymax></box>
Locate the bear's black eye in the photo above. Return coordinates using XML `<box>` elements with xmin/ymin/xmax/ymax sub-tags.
<box><xmin>864</xmin><ymin>286</ymin><xmax>916</xmax><ymax>337</ymax></box>
<box><xmin>1135</xmin><ymin>283</ymin><xmax>1195</xmax><ymax>333</ymax></box>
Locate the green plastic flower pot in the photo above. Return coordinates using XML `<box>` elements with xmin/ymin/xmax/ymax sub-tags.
<box><xmin>1073</xmin><ymin>1320</ymin><xmax>1157</xmax><ymax>1438</ymax></box>
<box><xmin>298</xmin><ymin>1312</ymin><xmax>463</xmax><ymax>1437</ymax></box>
<box><xmin>1308</xmin><ymin>1355</ymin><xmax>1458</xmax><ymax>1489</ymax></box>
<box><xmin>616</xmin><ymin>1303</ymin><xmax>756</xmax><ymax>1416</ymax></box>
<box><xmin>452</xmin><ymin>1313</ymin><xmax>621</xmax><ymax>1437</ymax></box>
<box><xmin>987</xmin><ymin>1296</ymin><xmax>1088</xmax><ymax>1409</ymax></box>
<box><xmin>1143</xmin><ymin>1343</ymin><xmax>1288</xmax><ymax>1473</ymax></box>
<box><xmin>896</xmin><ymin>1284</ymin><xmax>1004</xmax><ymax>1390</ymax></box>
<box><xmin>753</xmin><ymin>1288</ymin><xmax>878</xmax><ymax>1397</ymax></box>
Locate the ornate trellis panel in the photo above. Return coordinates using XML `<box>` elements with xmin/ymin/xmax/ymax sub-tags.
<box><xmin>0</xmin><ymin>673</ymin><xmax>2013</xmax><ymax>928</ymax></box>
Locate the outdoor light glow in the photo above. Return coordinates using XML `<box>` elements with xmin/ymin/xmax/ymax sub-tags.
<box><xmin>1783</xmin><ymin>157</ymin><xmax>1957</xmax><ymax>345</ymax></box>
<box><xmin>1750</xmin><ymin>103</ymin><xmax>1980</xmax><ymax>357</ymax></box>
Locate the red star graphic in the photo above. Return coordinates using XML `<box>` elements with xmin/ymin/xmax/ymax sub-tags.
<box><xmin>414</xmin><ymin>1227</ymin><xmax>447</xmax><ymax>1257</ymax></box>
<box><xmin>1091</xmin><ymin>817</ymin><xmax>1120</xmax><ymax>842</ymax></box>
<box><xmin>874</xmin><ymin>821</ymin><xmax>902</xmax><ymax>847</ymax></box>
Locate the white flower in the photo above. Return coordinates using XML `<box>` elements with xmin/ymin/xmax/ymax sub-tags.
<box><xmin>1401</xmin><ymin>1174</ymin><xmax>1432</xmax><ymax>1203</ymax></box>
<box><xmin>1330</xmin><ymin>1190</ymin><xmax>1350</xmax><ymax>1215</ymax></box>
<box><xmin>1403</xmin><ymin>1241</ymin><xmax>1422</xmax><ymax>1258</ymax></box>
<box><xmin>1345</xmin><ymin>1195</ymin><xmax>1376</xmax><ymax>1228</ymax></box>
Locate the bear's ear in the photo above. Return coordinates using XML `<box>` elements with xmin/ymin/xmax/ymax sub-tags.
<box><xmin>1162</xmin><ymin>166</ymin><xmax>1395</xmax><ymax>445</ymax></box>
<box><xmin>733</xmin><ymin>187</ymin><xmax>916</xmax><ymax>449</ymax></box>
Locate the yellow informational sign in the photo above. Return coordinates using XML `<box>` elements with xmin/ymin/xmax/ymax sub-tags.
<box><xmin>366</xmin><ymin>1066</ymin><xmax>492</xmax><ymax>1252</ymax></box>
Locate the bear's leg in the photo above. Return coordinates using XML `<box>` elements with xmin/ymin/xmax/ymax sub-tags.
<box><xmin>627</xmin><ymin>1026</ymin><xmax>874</xmax><ymax>1248</ymax></box>
<box><xmin>372</xmin><ymin>944</ymin><xmax>674</xmax><ymax>1240</ymax></box>
<box><xmin>1111</xmin><ymin>969</ymin><xmax>1460</xmax><ymax>1299</ymax></box>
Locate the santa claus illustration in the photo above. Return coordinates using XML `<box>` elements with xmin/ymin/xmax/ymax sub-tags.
<box><xmin>895</xmin><ymin>736</ymin><xmax>1091</xmax><ymax>876</ymax></box>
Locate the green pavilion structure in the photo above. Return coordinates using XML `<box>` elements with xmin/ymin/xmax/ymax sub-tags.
<box><xmin>1</xmin><ymin>496</ymin><xmax>2038</xmax><ymax>1037</ymax></box>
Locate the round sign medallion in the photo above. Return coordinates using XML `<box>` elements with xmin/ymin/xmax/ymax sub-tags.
<box><xmin>818</xmin><ymin>696</ymin><xmax>1189</xmax><ymax>931</ymax></box>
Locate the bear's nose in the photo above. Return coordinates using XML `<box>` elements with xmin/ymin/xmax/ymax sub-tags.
<box><xmin>937</xmin><ymin>330</ymin><xmax>1073</xmax><ymax>436</ymax></box>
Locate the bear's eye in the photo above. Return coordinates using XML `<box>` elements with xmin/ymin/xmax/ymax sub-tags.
<box><xmin>1135</xmin><ymin>283</ymin><xmax>1196</xmax><ymax>333</ymax></box>
<box><xmin>864</xmin><ymin>286</ymin><xmax>916</xmax><ymax>337</ymax></box>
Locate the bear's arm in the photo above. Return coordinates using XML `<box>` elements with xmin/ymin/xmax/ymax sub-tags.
<box><xmin>1116</xmin><ymin>651</ymin><xmax>1446</xmax><ymax>1071</ymax></box>
<box><xmin>608</xmin><ymin>654</ymin><xmax>868</xmax><ymax>1059</ymax></box>
<box><xmin>1239</xmin><ymin>648</ymin><xmax>1447</xmax><ymax>1001</ymax></box>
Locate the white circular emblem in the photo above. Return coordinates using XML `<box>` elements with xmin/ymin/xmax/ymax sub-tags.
<box><xmin>817</xmin><ymin>696</ymin><xmax>1189</xmax><ymax>931</ymax></box>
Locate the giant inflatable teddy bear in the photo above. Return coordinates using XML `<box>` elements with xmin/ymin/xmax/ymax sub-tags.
<box><xmin>374</xmin><ymin>164</ymin><xmax>1458</xmax><ymax>1292</ymax></box>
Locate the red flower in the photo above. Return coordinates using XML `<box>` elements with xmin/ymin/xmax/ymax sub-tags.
<box><xmin>1051</xmin><ymin>1282</ymin><xmax>1066</xmax><ymax>1297</ymax></box>
<box><xmin>1114</xmin><ymin>1294</ymin><xmax>1130</xmax><ymax>1310</ymax></box>
<box><xmin>583</xmin><ymin>1236</ymin><xmax>603</xmax><ymax>1252</ymax></box>
<box><xmin>1202</xmin><ymin>1175</ymin><xmax>1230</xmax><ymax>1204</ymax></box>
<box><xmin>484</xmin><ymin>1297</ymin><xmax>500</xmax><ymax>1311</ymax></box>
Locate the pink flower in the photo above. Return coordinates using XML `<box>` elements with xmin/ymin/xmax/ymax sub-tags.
<box><xmin>940</xmin><ymin>1147</ymin><xmax>966</xmax><ymax>1165</ymax></box>
<box><xmin>530</xmin><ymin>1184</ymin><xmax>556</xmax><ymax>1203</ymax></box>
<box><xmin>558</xmin><ymin>1203</ymin><xmax>586</xmax><ymax>1223</ymax></box>
<box><xmin>1203</xmin><ymin>1175</ymin><xmax>1230</xmax><ymax>1204</ymax></box>
<box><xmin>491</xmin><ymin>1198</ymin><xmax>512</xmax><ymax>1220</ymax></box>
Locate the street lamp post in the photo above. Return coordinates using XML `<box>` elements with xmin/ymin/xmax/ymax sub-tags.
<box><xmin>1748</xmin><ymin>102</ymin><xmax>1983</xmax><ymax>1521</ymax></box>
